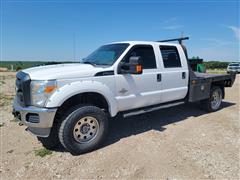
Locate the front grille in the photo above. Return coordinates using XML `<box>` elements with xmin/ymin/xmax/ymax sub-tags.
<box><xmin>229</xmin><ymin>67</ymin><xmax>240</xmax><ymax>70</ymax></box>
<box><xmin>15</xmin><ymin>71</ymin><xmax>31</xmax><ymax>106</ymax></box>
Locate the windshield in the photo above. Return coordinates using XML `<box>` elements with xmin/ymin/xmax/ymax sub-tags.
<box><xmin>229</xmin><ymin>63</ymin><xmax>240</xmax><ymax>67</ymax></box>
<box><xmin>82</xmin><ymin>43</ymin><xmax>129</xmax><ymax>66</ymax></box>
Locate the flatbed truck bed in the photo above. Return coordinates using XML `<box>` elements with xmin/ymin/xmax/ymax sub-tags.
<box><xmin>188</xmin><ymin>71</ymin><xmax>236</xmax><ymax>102</ymax></box>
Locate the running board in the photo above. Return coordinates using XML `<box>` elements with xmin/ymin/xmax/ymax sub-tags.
<box><xmin>123</xmin><ymin>101</ymin><xmax>185</xmax><ymax>118</ymax></box>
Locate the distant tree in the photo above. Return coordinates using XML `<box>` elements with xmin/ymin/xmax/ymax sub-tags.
<box><xmin>17</xmin><ymin>61</ymin><xmax>23</xmax><ymax>65</ymax></box>
<box><xmin>203</xmin><ymin>61</ymin><xmax>229</xmax><ymax>69</ymax></box>
<box><xmin>16</xmin><ymin>66</ymin><xmax>22</xmax><ymax>71</ymax></box>
<box><xmin>45</xmin><ymin>61</ymin><xmax>62</xmax><ymax>65</ymax></box>
<box><xmin>191</xmin><ymin>56</ymin><xmax>200</xmax><ymax>59</ymax></box>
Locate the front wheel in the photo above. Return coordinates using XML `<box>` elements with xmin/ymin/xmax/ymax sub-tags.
<box><xmin>58</xmin><ymin>105</ymin><xmax>108</xmax><ymax>155</ymax></box>
<box><xmin>37</xmin><ymin>122</ymin><xmax>61</xmax><ymax>150</ymax></box>
<box><xmin>201</xmin><ymin>86</ymin><xmax>223</xmax><ymax>112</ymax></box>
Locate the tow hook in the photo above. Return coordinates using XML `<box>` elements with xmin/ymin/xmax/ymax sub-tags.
<box><xmin>19</xmin><ymin>122</ymin><xmax>24</xmax><ymax>126</ymax></box>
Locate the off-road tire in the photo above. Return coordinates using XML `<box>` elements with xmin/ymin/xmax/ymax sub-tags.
<box><xmin>58</xmin><ymin>105</ymin><xmax>108</xmax><ymax>155</ymax></box>
<box><xmin>201</xmin><ymin>86</ymin><xmax>223</xmax><ymax>112</ymax></box>
<box><xmin>37</xmin><ymin>123</ymin><xmax>61</xmax><ymax>150</ymax></box>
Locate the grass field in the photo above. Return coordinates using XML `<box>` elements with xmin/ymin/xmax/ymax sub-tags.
<box><xmin>0</xmin><ymin>61</ymin><xmax>75</xmax><ymax>71</ymax></box>
<box><xmin>206</xmin><ymin>69</ymin><xmax>228</xmax><ymax>74</ymax></box>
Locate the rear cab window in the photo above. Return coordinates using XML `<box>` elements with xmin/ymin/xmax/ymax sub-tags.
<box><xmin>159</xmin><ymin>45</ymin><xmax>181</xmax><ymax>68</ymax></box>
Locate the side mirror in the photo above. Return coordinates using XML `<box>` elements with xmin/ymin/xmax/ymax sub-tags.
<box><xmin>119</xmin><ymin>56</ymin><xmax>143</xmax><ymax>74</ymax></box>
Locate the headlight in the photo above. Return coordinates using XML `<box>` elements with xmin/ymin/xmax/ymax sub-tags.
<box><xmin>31</xmin><ymin>80</ymin><xmax>57</xmax><ymax>107</ymax></box>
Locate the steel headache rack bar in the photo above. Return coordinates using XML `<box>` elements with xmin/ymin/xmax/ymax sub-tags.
<box><xmin>157</xmin><ymin>37</ymin><xmax>189</xmax><ymax>45</ymax></box>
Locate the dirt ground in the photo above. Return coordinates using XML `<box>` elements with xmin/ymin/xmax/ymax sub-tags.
<box><xmin>0</xmin><ymin>72</ymin><xmax>239</xmax><ymax>179</ymax></box>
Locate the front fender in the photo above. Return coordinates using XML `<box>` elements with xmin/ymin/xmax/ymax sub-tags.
<box><xmin>45</xmin><ymin>80</ymin><xmax>118</xmax><ymax>117</ymax></box>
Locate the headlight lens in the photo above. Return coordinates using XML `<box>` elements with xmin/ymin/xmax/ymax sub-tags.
<box><xmin>31</xmin><ymin>80</ymin><xmax>57</xmax><ymax>107</ymax></box>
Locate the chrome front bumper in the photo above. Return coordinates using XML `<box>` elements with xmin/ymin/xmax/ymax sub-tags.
<box><xmin>12</xmin><ymin>99</ymin><xmax>57</xmax><ymax>137</ymax></box>
<box><xmin>227</xmin><ymin>69</ymin><xmax>240</xmax><ymax>73</ymax></box>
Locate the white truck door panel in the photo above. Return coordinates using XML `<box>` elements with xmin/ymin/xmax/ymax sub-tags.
<box><xmin>158</xmin><ymin>45</ymin><xmax>189</xmax><ymax>103</ymax></box>
<box><xmin>115</xmin><ymin>70</ymin><xmax>161</xmax><ymax>111</ymax></box>
<box><xmin>160</xmin><ymin>70</ymin><xmax>188</xmax><ymax>103</ymax></box>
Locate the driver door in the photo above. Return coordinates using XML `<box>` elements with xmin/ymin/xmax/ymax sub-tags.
<box><xmin>115</xmin><ymin>45</ymin><xmax>162</xmax><ymax>112</ymax></box>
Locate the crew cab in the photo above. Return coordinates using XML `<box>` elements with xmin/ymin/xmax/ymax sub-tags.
<box><xmin>12</xmin><ymin>37</ymin><xmax>236</xmax><ymax>155</ymax></box>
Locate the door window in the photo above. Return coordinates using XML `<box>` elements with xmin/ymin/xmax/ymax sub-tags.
<box><xmin>123</xmin><ymin>45</ymin><xmax>157</xmax><ymax>69</ymax></box>
<box><xmin>160</xmin><ymin>46</ymin><xmax>181</xmax><ymax>68</ymax></box>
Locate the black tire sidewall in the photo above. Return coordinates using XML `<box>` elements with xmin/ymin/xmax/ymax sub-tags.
<box><xmin>37</xmin><ymin>121</ymin><xmax>62</xmax><ymax>150</ymax></box>
<box><xmin>60</xmin><ymin>106</ymin><xmax>108</xmax><ymax>155</ymax></box>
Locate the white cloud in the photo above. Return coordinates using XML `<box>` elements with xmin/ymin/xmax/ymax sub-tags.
<box><xmin>198</xmin><ymin>47</ymin><xmax>238</xmax><ymax>61</ymax></box>
<box><xmin>163</xmin><ymin>25</ymin><xmax>183</xmax><ymax>30</ymax></box>
<box><xmin>228</xmin><ymin>26</ymin><xmax>240</xmax><ymax>41</ymax></box>
<box><xmin>162</xmin><ymin>17</ymin><xmax>178</xmax><ymax>24</ymax></box>
<box><xmin>201</xmin><ymin>38</ymin><xmax>234</xmax><ymax>46</ymax></box>
<box><xmin>161</xmin><ymin>17</ymin><xmax>184</xmax><ymax>31</ymax></box>
<box><xmin>198</xmin><ymin>37</ymin><xmax>239</xmax><ymax>61</ymax></box>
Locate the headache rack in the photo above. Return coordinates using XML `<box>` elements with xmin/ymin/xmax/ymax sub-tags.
<box><xmin>157</xmin><ymin>37</ymin><xmax>189</xmax><ymax>45</ymax></box>
<box><xmin>157</xmin><ymin>37</ymin><xmax>190</xmax><ymax>58</ymax></box>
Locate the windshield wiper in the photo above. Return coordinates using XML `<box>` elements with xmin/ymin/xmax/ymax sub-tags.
<box><xmin>82</xmin><ymin>61</ymin><xmax>110</xmax><ymax>66</ymax></box>
<box><xmin>82</xmin><ymin>61</ymin><xmax>96</xmax><ymax>66</ymax></box>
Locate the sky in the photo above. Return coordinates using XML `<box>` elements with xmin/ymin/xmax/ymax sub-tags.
<box><xmin>1</xmin><ymin>0</ymin><xmax>240</xmax><ymax>62</ymax></box>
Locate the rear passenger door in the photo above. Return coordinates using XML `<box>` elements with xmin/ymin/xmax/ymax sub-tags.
<box><xmin>159</xmin><ymin>45</ymin><xmax>189</xmax><ymax>103</ymax></box>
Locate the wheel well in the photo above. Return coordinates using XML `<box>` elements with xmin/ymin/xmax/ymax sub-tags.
<box><xmin>55</xmin><ymin>92</ymin><xmax>109</xmax><ymax>122</ymax></box>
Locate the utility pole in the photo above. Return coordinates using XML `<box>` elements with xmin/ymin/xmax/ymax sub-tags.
<box><xmin>73</xmin><ymin>33</ymin><xmax>76</xmax><ymax>61</ymax></box>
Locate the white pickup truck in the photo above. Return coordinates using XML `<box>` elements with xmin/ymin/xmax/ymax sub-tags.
<box><xmin>13</xmin><ymin>37</ymin><xmax>236</xmax><ymax>155</ymax></box>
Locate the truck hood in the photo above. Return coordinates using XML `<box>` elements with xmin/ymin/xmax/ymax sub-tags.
<box><xmin>22</xmin><ymin>63</ymin><xmax>106</xmax><ymax>80</ymax></box>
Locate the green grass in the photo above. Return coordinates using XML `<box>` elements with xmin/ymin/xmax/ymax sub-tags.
<box><xmin>0</xmin><ymin>61</ymin><xmax>76</xmax><ymax>71</ymax></box>
<box><xmin>0</xmin><ymin>122</ymin><xmax>5</xmax><ymax>127</ymax></box>
<box><xmin>206</xmin><ymin>69</ymin><xmax>227</xmax><ymax>74</ymax></box>
<box><xmin>34</xmin><ymin>148</ymin><xmax>53</xmax><ymax>157</ymax></box>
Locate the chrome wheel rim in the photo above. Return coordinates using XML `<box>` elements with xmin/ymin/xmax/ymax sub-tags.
<box><xmin>211</xmin><ymin>90</ymin><xmax>222</xmax><ymax>110</ymax></box>
<box><xmin>73</xmin><ymin>116</ymin><xmax>99</xmax><ymax>143</ymax></box>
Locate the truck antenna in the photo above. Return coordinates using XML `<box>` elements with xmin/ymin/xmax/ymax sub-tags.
<box><xmin>73</xmin><ymin>32</ymin><xmax>76</xmax><ymax>61</ymax></box>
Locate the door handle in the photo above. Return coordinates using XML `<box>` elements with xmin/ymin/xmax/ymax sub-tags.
<box><xmin>157</xmin><ymin>74</ymin><xmax>161</xmax><ymax>82</ymax></box>
<box><xmin>182</xmin><ymin>72</ymin><xmax>186</xmax><ymax>79</ymax></box>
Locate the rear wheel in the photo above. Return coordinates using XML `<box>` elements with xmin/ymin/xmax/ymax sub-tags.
<box><xmin>201</xmin><ymin>86</ymin><xmax>223</xmax><ymax>112</ymax></box>
<box><xmin>58</xmin><ymin>105</ymin><xmax>108</xmax><ymax>155</ymax></box>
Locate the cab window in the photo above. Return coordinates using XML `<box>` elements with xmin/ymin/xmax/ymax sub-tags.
<box><xmin>160</xmin><ymin>46</ymin><xmax>181</xmax><ymax>68</ymax></box>
<box><xmin>123</xmin><ymin>45</ymin><xmax>157</xmax><ymax>69</ymax></box>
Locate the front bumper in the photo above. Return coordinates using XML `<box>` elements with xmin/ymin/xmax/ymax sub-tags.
<box><xmin>12</xmin><ymin>98</ymin><xmax>57</xmax><ymax>137</ymax></box>
<box><xmin>227</xmin><ymin>69</ymin><xmax>240</xmax><ymax>73</ymax></box>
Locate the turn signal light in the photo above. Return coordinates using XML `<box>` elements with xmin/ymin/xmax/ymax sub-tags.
<box><xmin>44</xmin><ymin>85</ymin><xmax>57</xmax><ymax>93</ymax></box>
<box><xmin>136</xmin><ymin>65</ymin><xmax>142</xmax><ymax>73</ymax></box>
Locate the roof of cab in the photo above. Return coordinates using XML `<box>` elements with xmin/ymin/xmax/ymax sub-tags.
<box><xmin>110</xmin><ymin>40</ymin><xmax>179</xmax><ymax>46</ymax></box>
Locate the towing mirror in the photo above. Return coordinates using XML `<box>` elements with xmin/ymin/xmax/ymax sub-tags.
<box><xmin>119</xmin><ymin>56</ymin><xmax>143</xmax><ymax>74</ymax></box>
